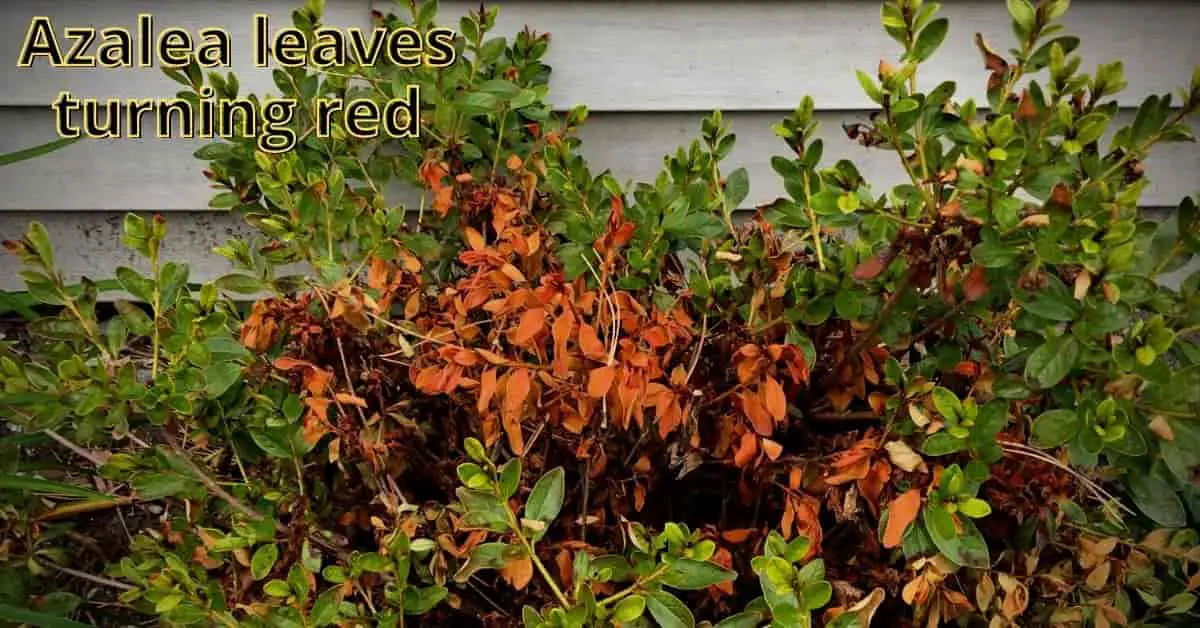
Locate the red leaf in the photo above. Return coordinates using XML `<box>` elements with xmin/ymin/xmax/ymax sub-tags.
<box><xmin>964</xmin><ymin>265</ymin><xmax>990</xmax><ymax>302</ymax></box>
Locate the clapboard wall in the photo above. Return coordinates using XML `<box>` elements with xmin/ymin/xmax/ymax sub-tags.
<box><xmin>1</xmin><ymin>0</ymin><xmax>1198</xmax><ymax>290</ymax></box>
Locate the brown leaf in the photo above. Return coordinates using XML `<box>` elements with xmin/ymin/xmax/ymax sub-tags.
<box><xmin>883</xmin><ymin>489</ymin><xmax>922</xmax><ymax>549</ymax></box>
<box><xmin>964</xmin><ymin>265</ymin><xmax>990</xmax><ymax>302</ymax></box>
<box><xmin>1148</xmin><ymin>415</ymin><xmax>1174</xmax><ymax>441</ymax></box>
<box><xmin>975</xmin><ymin>33</ymin><xmax>1008</xmax><ymax>73</ymax></box>
<box><xmin>501</xmin><ymin>555</ymin><xmax>533</xmax><ymax>591</ymax></box>
<box><xmin>1049</xmin><ymin>183</ymin><xmax>1074</xmax><ymax>208</ymax></box>
<box><xmin>885</xmin><ymin>440</ymin><xmax>925</xmax><ymax>472</ymax></box>
<box><xmin>762</xmin><ymin>376</ymin><xmax>787</xmax><ymax>422</ymax></box>
<box><xmin>1016</xmin><ymin>89</ymin><xmax>1038</xmax><ymax>121</ymax></box>
<box><xmin>853</xmin><ymin>247</ymin><xmax>894</xmax><ymax>281</ymax></box>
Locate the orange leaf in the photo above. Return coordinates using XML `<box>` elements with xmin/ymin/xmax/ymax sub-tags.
<box><xmin>883</xmin><ymin>489</ymin><xmax>922</xmax><ymax>549</ymax></box>
<box><xmin>503</xmin><ymin>369</ymin><xmax>531</xmax><ymax>455</ymax></box>
<box><xmin>733</xmin><ymin>432</ymin><xmax>758</xmax><ymax>467</ymax></box>
<box><xmin>579</xmin><ymin>324</ymin><xmax>607</xmax><ymax>361</ymax></box>
<box><xmin>513</xmin><ymin>308</ymin><xmax>545</xmax><ymax>346</ymax></box>
<box><xmin>964</xmin><ymin>265</ymin><xmax>990</xmax><ymax>302</ymax></box>
<box><xmin>739</xmin><ymin>392</ymin><xmax>775</xmax><ymax>437</ymax></box>
<box><xmin>761</xmin><ymin>438</ymin><xmax>784</xmax><ymax>461</ymax></box>
<box><xmin>501</xmin><ymin>555</ymin><xmax>533</xmax><ymax>591</ymax></box>
<box><xmin>721</xmin><ymin>528</ymin><xmax>755</xmax><ymax>544</ymax></box>
<box><xmin>274</xmin><ymin>357</ymin><xmax>314</xmax><ymax>371</ymax></box>
<box><xmin>587</xmin><ymin>365</ymin><xmax>617</xmax><ymax>399</ymax></box>
<box><xmin>478</xmin><ymin>368</ymin><xmax>498</xmax><ymax>414</ymax></box>
<box><xmin>464</xmin><ymin>227</ymin><xmax>486</xmax><ymax>251</ymax></box>
<box><xmin>1015</xmin><ymin>88</ymin><xmax>1038</xmax><ymax>121</ymax></box>
<box><xmin>334</xmin><ymin>392</ymin><xmax>368</xmax><ymax>408</ymax></box>
<box><xmin>762</xmin><ymin>376</ymin><xmax>787</xmax><ymax>422</ymax></box>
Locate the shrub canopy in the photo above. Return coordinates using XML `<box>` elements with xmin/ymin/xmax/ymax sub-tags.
<box><xmin>2</xmin><ymin>0</ymin><xmax>1200</xmax><ymax>626</ymax></box>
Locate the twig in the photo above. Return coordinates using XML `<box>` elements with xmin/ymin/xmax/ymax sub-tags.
<box><xmin>161</xmin><ymin>431</ymin><xmax>265</xmax><ymax>522</ymax></box>
<box><xmin>834</xmin><ymin>268</ymin><xmax>917</xmax><ymax>375</ymax></box>
<box><xmin>810</xmin><ymin>411</ymin><xmax>881</xmax><ymax>422</ymax></box>
<box><xmin>37</xmin><ymin>558</ymin><xmax>135</xmax><ymax>591</ymax></box>
<box><xmin>999</xmin><ymin>442</ymin><xmax>1134</xmax><ymax>517</ymax></box>
<box><xmin>44</xmin><ymin>429</ymin><xmax>108</xmax><ymax>467</ymax></box>
<box><xmin>684</xmin><ymin>314</ymin><xmax>708</xmax><ymax>386</ymax></box>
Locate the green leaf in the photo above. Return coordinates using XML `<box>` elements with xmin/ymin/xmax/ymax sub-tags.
<box><xmin>131</xmin><ymin>473</ymin><xmax>191</xmax><ymax>500</ymax></box>
<box><xmin>525</xmin><ymin>467</ymin><xmax>565</xmax><ymax>524</ymax></box>
<box><xmin>0</xmin><ymin>603</ymin><xmax>91</xmax><ymax>628</ymax></box>
<box><xmin>1031</xmin><ymin>409</ymin><xmax>1081</xmax><ymax>448</ymax></box>
<box><xmin>263</xmin><ymin>579</ymin><xmax>291</xmax><ymax>597</ymax></box>
<box><xmin>713</xmin><ymin>611</ymin><xmax>766</xmax><ymax>628</ymax></box>
<box><xmin>958</xmin><ymin>498</ymin><xmax>992</xmax><ymax>519</ymax></box>
<box><xmin>1126</xmin><ymin>472</ymin><xmax>1186</xmax><ymax>528</ymax></box>
<box><xmin>613</xmin><ymin>594</ymin><xmax>647</xmax><ymax>622</ymax></box>
<box><xmin>922</xmin><ymin>504</ymin><xmax>990</xmax><ymax>569</ymax></box>
<box><xmin>801</xmin><ymin>580</ymin><xmax>833</xmax><ymax>611</ymax></box>
<box><xmin>931</xmin><ymin>387</ymin><xmax>962</xmax><ymax>422</ymax></box>
<box><xmin>0</xmin><ymin>137</ymin><xmax>82</xmax><ymax>167</ymax></box>
<box><xmin>204</xmin><ymin>361</ymin><xmax>243</xmax><ymax>397</ymax></box>
<box><xmin>922</xmin><ymin>432</ymin><xmax>967</xmax><ymax>456</ymax></box>
<box><xmin>0</xmin><ymin>473</ymin><xmax>113</xmax><ymax>501</ymax></box>
<box><xmin>1024</xmin><ymin>335</ymin><xmax>1079</xmax><ymax>388</ymax></box>
<box><xmin>214</xmin><ymin>274</ymin><xmax>266</xmax><ymax>295</ymax></box>
<box><xmin>1006</xmin><ymin>0</ymin><xmax>1036</xmax><ymax>34</ymax></box>
<box><xmin>724</xmin><ymin>167</ymin><xmax>750</xmax><ymax>209</ymax></box>
<box><xmin>910</xmin><ymin>18</ymin><xmax>949</xmax><ymax>62</ymax></box>
<box><xmin>645</xmin><ymin>591</ymin><xmax>695</xmax><ymax>628</ymax></box>
<box><xmin>251</xmin><ymin>543</ymin><xmax>279</xmax><ymax>581</ymax></box>
<box><xmin>661</xmin><ymin>558</ymin><xmax>736</xmax><ymax>590</ymax></box>
<box><xmin>403</xmin><ymin>585</ymin><xmax>447</xmax><ymax>615</ymax></box>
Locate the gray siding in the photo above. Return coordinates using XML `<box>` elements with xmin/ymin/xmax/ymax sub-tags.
<box><xmin>1</xmin><ymin>0</ymin><xmax>1198</xmax><ymax>289</ymax></box>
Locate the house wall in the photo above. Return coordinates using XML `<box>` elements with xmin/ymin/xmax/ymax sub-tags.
<box><xmin>1</xmin><ymin>0</ymin><xmax>1197</xmax><ymax>289</ymax></box>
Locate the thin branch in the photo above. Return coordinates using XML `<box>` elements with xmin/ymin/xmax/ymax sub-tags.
<box><xmin>44</xmin><ymin>429</ymin><xmax>108</xmax><ymax>467</ymax></box>
<box><xmin>37</xmin><ymin>558</ymin><xmax>135</xmax><ymax>591</ymax></box>
<box><xmin>161</xmin><ymin>431</ymin><xmax>265</xmax><ymax>522</ymax></box>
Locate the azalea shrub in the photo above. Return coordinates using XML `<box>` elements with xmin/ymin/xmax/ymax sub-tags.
<box><xmin>3</xmin><ymin>0</ymin><xmax>1200</xmax><ymax>626</ymax></box>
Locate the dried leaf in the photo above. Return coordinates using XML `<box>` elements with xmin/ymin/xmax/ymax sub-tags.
<box><xmin>739</xmin><ymin>392</ymin><xmax>775</xmax><ymax>436</ymax></box>
<box><xmin>883</xmin><ymin>489</ymin><xmax>922</xmax><ymax>548</ymax></box>
<box><xmin>762</xmin><ymin>376</ymin><xmax>787</xmax><ymax>422</ymax></box>
<box><xmin>501</xmin><ymin>554</ymin><xmax>533</xmax><ymax>591</ymax></box>
<box><xmin>1016</xmin><ymin>89</ymin><xmax>1038</xmax><ymax>121</ymax></box>
<box><xmin>588</xmin><ymin>365</ymin><xmax>617</xmax><ymax>399</ymax></box>
<box><xmin>478</xmin><ymin>368</ymin><xmax>498</xmax><ymax>414</ymax></box>
<box><xmin>503</xmin><ymin>369</ymin><xmax>531</xmax><ymax>455</ymax></box>
<box><xmin>964</xmin><ymin>265</ymin><xmax>990</xmax><ymax>302</ymax></box>
<box><xmin>1148</xmin><ymin>415</ymin><xmax>1174</xmax><ymax>441</ymax></box>
<box><xmin>579</xmin><ymin>323</ymin><xmax>608</xmax><ymax>361</ymax></box>
<box><xmin>885</xmin><ymin>440</ymin><xmax>925</xmax><ymax>472</ymax></box>
<box><xmin>761</xmin><ymin>438</ymin><xmax>784</xmax><ymax>461</ymax></box>
<box><xmin>513</xmin><ymin>308</ymin><xmax>545</xmax><ymax>346</ymax></box>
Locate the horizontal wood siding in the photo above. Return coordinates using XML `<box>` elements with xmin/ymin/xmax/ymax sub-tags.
<box><xmin>1</xmin><ymin>0</ymin><xmax>1198</xmax><ymax>290</ymax></box>
<box><xmin>3</xmin><ymin>1</ymin><xmax>1196</xmax><ymax>109</ymax></box>
<box><xmin>1</xmin><ymin>107</ymin><xmax>1196</xmax><ymax>212</ymax></box>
